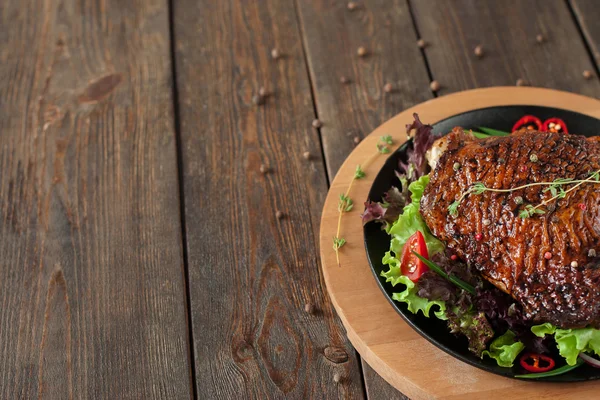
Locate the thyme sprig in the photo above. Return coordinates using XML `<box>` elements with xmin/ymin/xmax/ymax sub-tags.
<box><xmin>377</xmin><ymin>144</ymin><xmax>390</xmax><ymax>154</ymax></box>
<box><xmin>448</xmin><ymin>169</ymin><xmax>600</xmax><ymax>218</ymax></box>
<box><xmin>338</xmin><ymin>194</ymin><xmax>354</xmax><ymax>212</ymax></box>
<box><xmin>377</xmin><ymin>135</ymin><xmax>394</xmax><ymax>154</ymax></box>
<box><xmin>334</xmin><ymin>137</ymin><xmax>396</xmax><ymax>266</ymax></box>
<box><xmin>333</xmin><ymin>237</ymin><xmax>346</xmax><ymax>250</ymax></box>
<box><xmin>381</xmin><ymin>135</ymin><xmax>393</xmax><ymax>145</ymax></box>
<box><xmin>354</xmin><ymin>165</ymin><xmax>365</xmax><ymax>179</ymax></box>
<box><xmin>334</xmin><ymin>164</ymin><xmax>366</xmax><ymax>265</ymax></box>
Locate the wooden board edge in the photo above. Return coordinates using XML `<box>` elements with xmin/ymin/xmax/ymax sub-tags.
<box><xmin>319</xmin><ymin>86</ymin><xmax>600</xmax><ymax>398</ymax></box>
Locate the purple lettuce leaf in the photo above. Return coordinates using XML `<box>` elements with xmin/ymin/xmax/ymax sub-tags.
<box><xmin>361</xmin><ymin>185</ymin><xmax>409</xmax><ymax>226</ymax></box>
<box><xmin>384</xmin><ymin>185</ymin><xmax>408</xmax><ymax>207</ymax></box>
<box><xmin>416</xmin><ymin>253</ymin><xmax>479</xmax><ymax>305</ymax></box>
<box><xmin>361</xmin><ymin>201</ymin><xmax>388</xmax><ymax>225</ymax></box>
<box><xmin>363</xmin><ymin>113</ymin><xmax>437</xmax><ymax>227</ymax></box>
<box><xmin>475</xmin><ymin>289</ymin><xmax>550</xmax><ymax>354</ymax></box>
<box><xmin>399</xmin><ymin>113</ymin><xmax>438</xmax><ymax>179</ymax></box>
<box><xmin>417</xmin><ymin>270</ymin><xmax>457</xmax><ymax>302</ymax></box>
<box><xmin>415</xmin><ymin>254</ymin><xmax>496</xmax><ymax>356</ymax></box>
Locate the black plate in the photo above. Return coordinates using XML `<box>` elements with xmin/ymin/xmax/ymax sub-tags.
<box><xmin>364</xmin><ymin>105</ymin><xmax>600</xmax><ymax>381</ymax></box>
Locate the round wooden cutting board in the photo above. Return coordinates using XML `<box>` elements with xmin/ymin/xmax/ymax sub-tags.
<box><xmin>319</xmin><ymin>87</ymin><xmax>600</xmax><ymax>399</ymax></box>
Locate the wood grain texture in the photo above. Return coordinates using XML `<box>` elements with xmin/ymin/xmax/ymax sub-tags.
<box><xmin>295</xmin><ymin>1</ymin><xmax>432</xmax><ymax>397</ymax></box>
<box><xmin>411</xmin><ymin>0</ymin><xmax>600</xmax><ymax>96</ymax></box>
<box><xmin>172</xmin><ymin>0</ymin><xmax>363</xmax><ymax>398</ymax></box>
<box><xmin>319</xmin><ymin>87</ymin><xmax>600</xmax><ymax>399</ymax></box>
<box><xmin>295</xmin><ymin>0</ymin><xmax>433</xmax><ymax>179</ymax></box>
<box><xmin>363</xmin><ymin>362</ymin><xmax>408</xmax><ymax>400</ymax></box>
<box><xmin>0</xmin><ymin>0</ymin><xmax>191</xmax><ymax>399</ymax></box>
<box><xmin>571</xmin><ymin>0</ymin><xmax>600</xmax><ymax>66</ymax></box>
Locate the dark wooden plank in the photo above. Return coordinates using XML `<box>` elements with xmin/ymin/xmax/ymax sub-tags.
<box><xmin>295</xmin><ymin>0</ymin><xmax>433</xmax><ymax>397</ymax></box>
<box><xmin>296</xmin><ymin>0</ymin><xmax>433</xmax><ymax>179</ymax></box>
<box><xmin>172</xmin><ymin>0</ymin><xmax>364</xmax><ymax>398</ymax></box>
<box><xmin>571</xmin><ymin>0</ymin><xmax>600</xmax><ymax>67</ymax></box>
<box><xmin>411</xmin><ymin>0</ymin><xmax>600</xmax><ymax>96</ymax></box>
<box><xmin>363</xmin><ymin>362</ymin><xmax>409</xmax><ymax>400</ymax></box>
<box><xmin>0</xmin><ymin>1</ymin><xmax>191</xmax><ymax>398</ymax></box>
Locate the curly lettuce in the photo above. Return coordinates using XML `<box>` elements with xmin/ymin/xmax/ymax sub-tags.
<box><xmin>381</xmin><ymin>251</ymin><xmax>447</xmax><ymax>319</ymax></box>
<box><xmin>448</xmin><ymin>310</ymin><xmax>495</xmax><ymax>356</ymax></box>
<box><xmin>379</xmin><ymin>174</ymin><xmax>447</xmax><ymax>321</ymax></box>
<box><xmin>386</xmin><ymin>175</ymin><xmax>444</xmax><ymax>255</ymax></box>
<box><xmin>532</xmin><ymin>323</ymin><xmax>600</xmax><ymax>366</ymax></box>
<box><xmin>482</xmin><ymin>330</ymin><xmax>525</xmax><ymax>367</ymax></box>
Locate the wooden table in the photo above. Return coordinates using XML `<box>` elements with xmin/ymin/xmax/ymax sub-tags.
<box><xmin>1</xmin><ymin>1</ymin><xmax>599</xmax><ymax>398</ymax></box>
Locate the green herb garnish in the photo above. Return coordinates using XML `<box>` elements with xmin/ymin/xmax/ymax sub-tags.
<box><xmin>377</xmin><ymin>144</ymin><xmax>390</xmax><ymax>154</ymax></box>
<box><xmin>338</xmin><ymin>194</ymin><xmax>353</xmax><ymax>212</ymax></box>
<box><xmin>514</xmin><ymin>358</ymin><xmax>584</xmax><ymax>379</ymax></box>
<box><xmin>333</xmin><ymin>237</ymin><xmax>346</xmax><ymax>250</ymax></box>
<box><xmin>478</xmin><ymin>127</ymin><xmax>511</xmax><ymax>137</ymax></box>
<box><xmin>412</xmin><ymin>252</ymin><xmax>476</xmax><ymax>295</ymax></box>
<box><xmin>518</xmin><ymin>204</ymin><xmax>546</xmax><ymax>219</ymax></box>
<box><xmin>381</xmin><ymin>135</ymin><xmax>393</xmax><ymax>145</ymax></box>
<box><xmin>470</xmin><ymin>131</ymin><xmax>492</xmax><ymax>139</ymax></box>
<box><xmin>448</xmin><ymin>170</ymin><xmax>600</xmax><ymax>219</ymax></box>
<box><xmin>354</xmin><ymin>165</ymin><xmax>365</xmax><ymax>179</ymax></box>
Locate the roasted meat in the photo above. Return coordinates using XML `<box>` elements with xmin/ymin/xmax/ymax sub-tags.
<box><xmin>420</xmin><ymin>128</ymin><xmax>600</xmax><ymax>329</ymax></box>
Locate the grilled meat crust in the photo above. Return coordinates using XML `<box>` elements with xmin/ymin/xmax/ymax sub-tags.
<box><xmin>420</xmin><ymin>128</ymin><xmax>600</xmax><ymax>328</ymax></box>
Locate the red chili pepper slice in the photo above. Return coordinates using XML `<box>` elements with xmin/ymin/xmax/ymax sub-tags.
<box><xmin>542</xmin><ymin>118</ymin><xmax>568</xmax><ymax>134</ymax></box>
<box><xmin>511</xmin><ymin>115</ymin><xmax>542</xmax><ymax>132</ymax></box>
<box><xmin>520</xmin><ymin>352</ymin><xmax>556</xmax><ymax>373</ymax></box>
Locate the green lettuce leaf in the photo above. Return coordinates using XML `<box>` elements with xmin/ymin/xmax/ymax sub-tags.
<box><xmin>387</xmin><ymin>175</ymin><xmax>444</xmax><ymax>255</ymax></box>
<box><xmin>381</xmin><ymin>252</ymin><xmax>447</xmax><ymax>319</ymax></box>
<box><xmin>531</xmin><ymin>323</ymin><xmax>600</xmax><ymax>366</ymax></box>
<box><xmin>481</xmin><ymin>330</ymin><xmax>525</xmax><ymax>367</ymax></box>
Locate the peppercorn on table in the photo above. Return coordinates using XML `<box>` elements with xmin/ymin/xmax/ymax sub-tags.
<box><xmin>1</xmin><ymin>0</ymin><xmax>600</xmax><ymax>399</ymax></box>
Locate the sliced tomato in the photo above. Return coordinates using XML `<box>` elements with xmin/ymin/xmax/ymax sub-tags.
<box><xmin>400</xmin><ymin>231</ymin><xmax>429</xmax><ymax>281</ymax></box>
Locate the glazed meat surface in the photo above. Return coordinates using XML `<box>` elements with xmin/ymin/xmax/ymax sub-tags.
<box><xmin>420</xmin><ymin>129</ymin><xmax>600</xmax><ymax>328</ymax></box>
